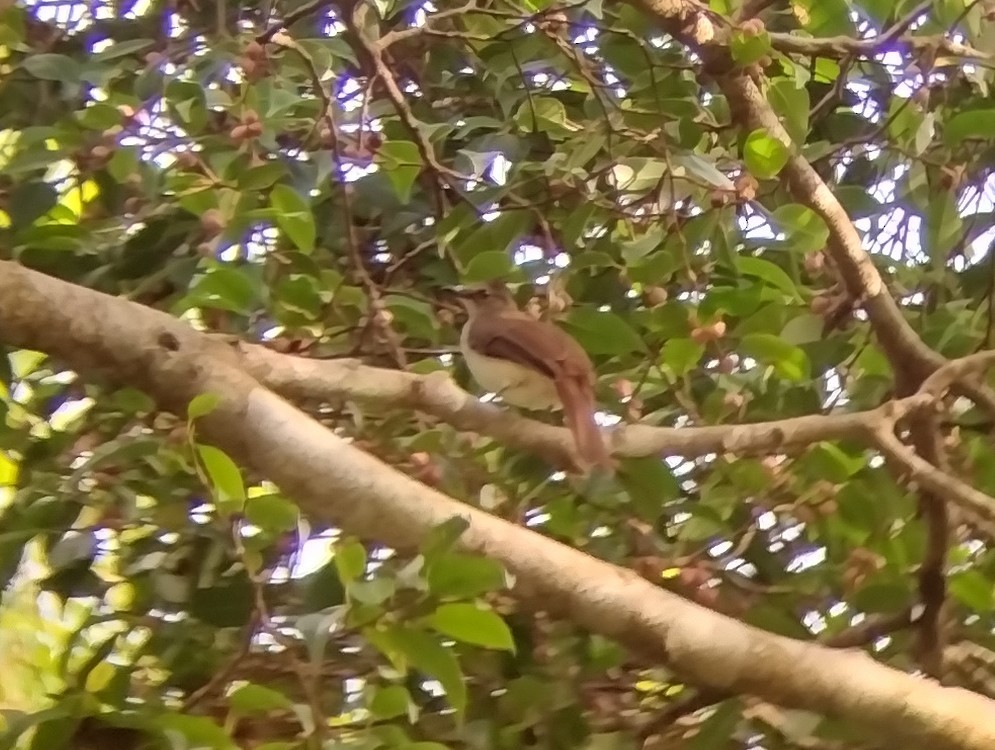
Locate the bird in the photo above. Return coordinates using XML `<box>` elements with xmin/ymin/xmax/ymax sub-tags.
<box><xmin>448</xmin><ymin>282</ymin><xmax>614</xmax><ymax>472</ymax></box>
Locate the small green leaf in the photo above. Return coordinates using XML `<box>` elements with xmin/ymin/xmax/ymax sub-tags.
<box><xmin>369</xmin><ymin>684</ymin><xmax>412</xmax><ymax>720</ymax></box>
<box><xmin>565</xmin><ymin>308</ymin><xmax>645</xmax><ymax>355</ymax></box>
<box><xmin>736</xmin><ymin>255</ymin><xmax>800</xmax><ymax>299</ymax></box>
<box><xmin>239</xmin><ymin>162</ymin><xmax>289</xmax><ymax>191</ymax></box>
<box><xmin>678</xmin><ymin>511</ymin><xmax>725</xmax><ymax>541</ymax></box>
<box><xmin>923</xmin><ymin>190</ymin><xmax>962</xmax><ymax>260</ymax></box>
<box><xmin>196</xmin><ymin>444</ymin><xmax>246</xmax><ymax>511</ymax></box>
<box><xmin>464</xmin><ymin>250</ymin><xmax>514</xmax><ymax>282</ymax></box>
<box><xmin>740</xmin><ymin>333</ymin><xmax>810</xmax><ymax>381</ymax></box>
<box><xmin>792</xmin><ymin>0</ymin><xmax>855</xmax><ymax>35</ymax></box>
<box><xmin>244</xmin><ymin>494</ymin><xmax>299</xmax><ymax>534</ymax></box>
<box><xmin>743</xmin><ymin>129</ymin><xmax>790</xmax><ymax>179</ymax></box>
<box><xmin>453</xmin><ymin>212</ymin><xmax>531</xmax><ymax>266</ymax></box>
<box><xmin>335</xmin><ymin>538</ymin><xmax>368</xmax><ymax>583</ymax></box>
<box><xmin>391</xmin><ymin>627</ymin><xmax>467</xmax><ymax>715</ymax></box>
<box><xmin>428</xmin><ymin>603</ymin><xmax>515</xmax><ymax>651</ymax></box>
<box><xmin>187</xmin><ymin>393</ymin><xmax>220</xmax><ymax>420</ymax></box>
<box><xmin>779</xmin><ymin>314</ymin><xmax>823</xmax><ymax>345</ymax></box>
<box><xmin>298</xmin><ymin>561</ymin><xmax>347</xmax><ymax>612</ymax></box>
<box><xmin>770</xmin><ymin>204</ymin><xmax>830</xmax><ymax>254</ymax></box>
<box><xmin>90</xmin><ymin>38</ymin><xmax>155</xmax><ymax>63</ymax></box>
<box><xmin>376</xmin><ymin>140</ymin><xmax>422</xmax><ymax>204</ymax></box>
<box><xmin>9</xmin><ymin>181</ymin><xmax>58</xmax><ymax>229</ymax></box>
<box><xmin>270</xmin><ymin>184</ymin><xmax>315</xmax><ymax>253</ymax></box>
<box><xmin>943</xmin><ymin>109</ymin><xmax>995</xmax><ymax>145</ymax></box>
<box><xmin>729</xmin><ymin>30</ymin><xmax>771</xmax><ymax>65</ymax></box>
<box><xmin>229</xmin><ymin>683</ymin><xmax>293</xmax><ymax>715</ymax></box>
<box><xmin>768</xmin><ymin>79</ymin><xmax>810</xmax><ymax>146</ymax></box>
<box><xmin>427</xmin><ymin>553</ymin><xmax>506</xmax><ymax>599</ymax></box>
<box><xmin>851</xmin><ymin>580</ymin><xmax>911</xmax><ymax>614</ymax></box>
<box><xmin>156</xmin><ymin>714</ymin><xmax>237</xmax><ymax>750</ymax></box>
<box><xmin>350</xmin><ymin>578</ymin><xmax>396</xmax><ymax>605</ymax></box>
<box><xmin>421</xmin><ymin>517</ymin><xmax>470</xmax><ymax>560</ymax></box>
<box><xmin>687</xmin><ymin>700</ymin><xmax>743</xmax><ymax>750</ymax></box>
<box><xmin>948</xmin><ymin>570</ymin><xmax>994</xmax><ymax>611</ymax></box>
<box><xmin>23</xmin><ymin>54</ymin><xmax>80</xmax><ymax>83</ymax></box>
<box><xmin>187</xmin><ymin>266</ymin><xmax>262</xmax><ymax>314</ymax></box>
<box><xmin>660</xmin><ymin>338</ymin><xmax>704</xmax><ymax>378</ymax></box>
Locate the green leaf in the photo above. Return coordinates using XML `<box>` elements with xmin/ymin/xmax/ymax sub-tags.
<box><xmin>768</xmin><ymin>79</ymin><xmax>810</xmax><ymax>145</ymax></box>
<box><xmin>190</xmin><ymin>571</ymin><xmax>255</xmax><ymax>627</ymax></box>
<box><xmin>244</xmin><ymin>494</ymin><xmax>299</xmax><ymax>534</ymax></box>
<box><xmin>851</xmin><ymin>579</ymin><xmax>911</xmax><ymax>614</ymax></box>
<box><xmin>391</xmin><ymin>626</ymin><xmax>467</xmax><ymax>715</ymax></box>
<box><xmin>660</xmin><ymin>338</ymin><xmax>704</xmax><ymax>378</ymax></box>
<box><xmin>740</xmin><ymin>333</ymin><xmax>810</xmax><ymax>381</ymax></box>
<box><xmin>369</xmin><ymin>684</ymin><xmax>412</xmax><ymax>720</ymax></box>
<box><xmin>421</xmin><ymin>516</ymin><xmax>470</xmax><ymax>559</ymax></box>
<box><xmin>23</xmin><ymin>54</ymin><xmax>80</xmax><ymax>83</ymax></box>
<box><xmin>229</xmin><ymin>683</ymin><xmax>293</xmax><ymax>715</ymax></box>
<box><xmin>513</xmin><ymin>96</ymin><xmax>580</xmax><ymax>137</ymax></box>
<box><xmin>187</xmin><ymin>266</ymin><xmax>262</xmax><ymax>314</ymax></box>
<box><xmin>620</xmin><ymin>457</ymin><xmax>681</xmax><ymax>520</ymax></box>
<box><xmin>771</xmin><ymin>204</ymin><xmax>830</xmax><ymax>254</ymax></box>
<box><xmin>948</xmin><ymin>570</ymin><xmax>994</xmax><ymax>611</ymax></box>
<box><xmin>270</xmin><ymin>184</ymin><xmax>316</xmax><ymax>253</ymax></box>
<box><xmin>885</xmin><ymin>91</ymin><xmax>918</xmax><ymax>140</ymax></box>
<box><xmin>298</xmin><ymin>561</ymin><xmax>347</xmax><ymax>612</ymax></box>
<box><xmin>943</xmin><ymin>109</ymin><xmax>995</xmax><ymax>145</ymax></box>
<box><xmin>428</xmin><ymin>603</ymin><xmax>515</xmax><ymax>651</ymax></box>
<box><xmin>688</xmin><ymin>700</ymin><xmax>743</xmax><ymax>750</ymax></box>
<box><xmin>350</xmin><ymin>578</ymin><xmax>396</xmax><ymax>605</ymax></box>
<box><xmin>743</xmin><ymin>129</ymin><xmax>790</xmax><ymax>179</ymax></box>
<box><xmin>9</xmin><ymin>181</ymin><xmax>58</xmax><ymax>229</ymax></box>
<box><xmin>335</xmin><ymin>538</ymin><xmax>368</xmax><ymax>583</ymax></box>
<box><xmin>464</xmin><ymin>250</ymin><xmax>514</xmax><ymax>282</ymax></box>
<box><xmin>384</xmin><ymin>294</ymin><xmax>438</xmax><ymax>340</ymax></box>
<box><xmin>187</xmin><ymin>393</ymin><xmax>220</xmax><ymax>420</ymax></box>
<box><xmin>196</xmin><ymin>444</ymin><xmax>246</xmax><ymax>511</ymax></box>
<box><xmin>376</xmin><ymin>140</ymin><xmax>422</xmax><ymax>204</ymax></box>
<box><xmin>678</xmin><ymin>510</ymin><xmax>725</xmax><ymax>541</ymax></box>
<box><xmin>427</xmin><ymin>553</ymin><xmax>507</xmax><ymax>599</ymax></box>
<box><xmin>156</xmin><ymin>714</ymin><xmax>237</xmax><ymax>750</ymax></box>
<box><xmin>239</xmin><ymin>162</ymin><xmax>289</xmax><ymax>191</ymax></box>
<box><xmin>0</xmin><ymin>704</ymin><xmax>79</xmax><ymax>750</ymax></box>
<box><xmin>736</xmin><ymin>255</ymin><xmax>799</xmax><ymax>299</ymax></box>
<box><xmin>792</xmin><ymin>0</ymin><xmax>856</xmax><ymax>35</ymax></box>
<box><xmin>565</xmin><ymin>308</ymin><xmax>646</xmax><ymax>355</ymax></box>
<box><xmin>923</xmin><ymin>190</ymin><xmax>962</xmax><ymax>260</ymax></box>
<box><xmin>730</xmin><ymin>30</ymin><xmax>771</xmax><ymax>65</ymax></box>
<box><xmin>779</xmin><ymin>314</ymin><xmax>823</xmax><ymax>345</ymax></box>
<box><xmin>89</xmin><ymin>38</ymin><xmax>155</xmax><ymax>63</ymax></box>
<box><xmin>453</xmin><ymin>212</ymin><xmax>531</xmax><ymax>267</ymax></box>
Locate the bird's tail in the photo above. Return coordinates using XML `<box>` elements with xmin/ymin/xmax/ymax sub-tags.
<box><xmin>556</xmin><ymin>377</ymin><xmax>615</xmax><ymax>472</ymax></box>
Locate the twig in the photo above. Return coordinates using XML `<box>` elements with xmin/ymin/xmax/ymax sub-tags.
<box><xmin>257</xmin><ymin>0</ymin><xmax>336</xmax><ymax>42</ymax></box>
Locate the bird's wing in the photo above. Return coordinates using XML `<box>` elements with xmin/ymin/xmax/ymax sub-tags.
<box><xmin>466</xmin><ymin>315</ymin><xmax>592</xmax><ymax>383</ymax></box>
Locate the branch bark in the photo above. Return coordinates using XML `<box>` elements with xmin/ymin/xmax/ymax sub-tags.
<box><xmin>3</xmin><ymin>267</ymin><xmax>995</xmax><ymax>749</ymax></box>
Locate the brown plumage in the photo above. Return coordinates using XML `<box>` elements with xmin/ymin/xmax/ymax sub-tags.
<box><xmin>453</xmin><ymin>283</ymin><xmax>614</xmax><ymax>471</ymax></box>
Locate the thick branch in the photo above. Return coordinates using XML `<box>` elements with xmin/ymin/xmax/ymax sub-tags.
<box><xmin>710</xmin><ymin>65</ymin><xmax>942</xmax><ymax>379</ymax></box>
<box><xmin>3</xmin><ymin>265</ymin><xmax>995</xmax><ymax>750</ymax></box>
<box><xmin>237</xmin><ymin>343</ymin><xmax>879</xmax><ymax>461</ymax></box>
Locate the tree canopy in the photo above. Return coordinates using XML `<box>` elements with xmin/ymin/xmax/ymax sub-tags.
<box><xmin>4</xmin><ymin>0</ymin><xmax>995</xmax><ymax>748</ymax></box>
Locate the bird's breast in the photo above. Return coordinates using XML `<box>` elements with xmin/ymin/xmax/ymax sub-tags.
<box><xmin>460</xmin><ymin>326</ymin><xmax>561</xmax><ymax>411</ymax></box>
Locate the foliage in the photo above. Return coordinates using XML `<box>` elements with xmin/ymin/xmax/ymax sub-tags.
<box><xmin>2</xmin><ymin>0</ymin><xmax>995</xmax><ymax>748</ymax></box>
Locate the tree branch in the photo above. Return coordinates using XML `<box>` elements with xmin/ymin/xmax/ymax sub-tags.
<box><xmin>3</xmin><ymin>263</ymin><xmax>995</xmax><ymax>749</ymax></box>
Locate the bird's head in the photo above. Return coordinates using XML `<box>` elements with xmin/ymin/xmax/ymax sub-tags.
<box><xmin>443</xmin><ymin>281</ymin><xmax>516</xmax><ymax>314</ymax></box>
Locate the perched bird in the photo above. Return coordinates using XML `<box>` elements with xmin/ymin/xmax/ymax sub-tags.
<box><xmin>450</xmin><ymin>282</ymin><xmax>614</xmax><ymax>471</ymax></box>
